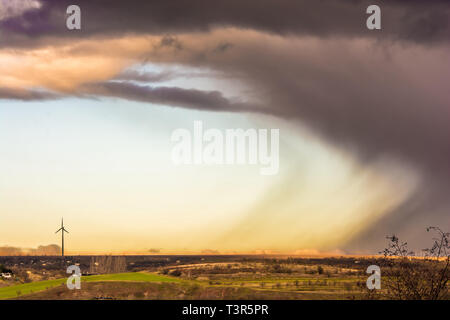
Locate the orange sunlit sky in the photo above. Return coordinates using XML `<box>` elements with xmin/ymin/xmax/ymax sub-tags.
<box><xmin>1</xmin><ymin>0</ymin><xmax>449</xmax><ymax>255</ymax></box>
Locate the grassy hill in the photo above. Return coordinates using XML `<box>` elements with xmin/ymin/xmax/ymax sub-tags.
<box><xmin>0</xmin><ymin>272</ymin><xmax>182</xmax><ymax>300</ymax></box>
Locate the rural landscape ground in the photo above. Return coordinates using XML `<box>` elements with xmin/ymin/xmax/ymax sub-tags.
<box><xmin>0</xmin><ymin>255</ymin><xmax>380</xmax><ymax>300</ymax></box>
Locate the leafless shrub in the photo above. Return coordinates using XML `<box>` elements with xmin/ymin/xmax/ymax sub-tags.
<box><xmin>169</xmin><ymin>269</ymin><xmax>182</xmax><ymax>277</ymax></box>
<box><xmin>379</xmin><ymin>227</ymin><xmax>449</xmax><ymax>300</ymax></box>
<box><xmin>317</xmin><ymin>265</ymin><xmax>324</xmax><ymax>274</ymax></box>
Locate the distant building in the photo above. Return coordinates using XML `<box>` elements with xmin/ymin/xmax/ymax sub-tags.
<box><xmin>1</xmin><ymin>272</ymin><xmax>12</xmax><ymax>279</ymax></box>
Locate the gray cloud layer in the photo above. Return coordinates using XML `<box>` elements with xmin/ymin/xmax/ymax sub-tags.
<box><xmin>1</xmin><ymin>0</ymin><xmax>450</xmax><ymax>48</ymax></box>
<box><xmin>0</xmin><ymin>87</ymin><xmax>62</xmax><ymax>101</ymax></box>
<box><xmin>82</xmin><ymin>81</ymin><xmax>262</xmax><ymax>113</ymax></box>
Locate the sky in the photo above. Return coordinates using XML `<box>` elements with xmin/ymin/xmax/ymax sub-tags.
<box><xmin>0</xmin><ymin>0</ymin><xmax>449</xmax><ymax>255</ymax></box>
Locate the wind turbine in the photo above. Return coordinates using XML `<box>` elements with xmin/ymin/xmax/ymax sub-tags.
<box><xmin>55</xmin><ymin>218</ymin><xmax>69</xmax><ymax>257</ymax></box>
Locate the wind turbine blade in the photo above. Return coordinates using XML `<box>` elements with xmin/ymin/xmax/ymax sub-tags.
<box><xmin>55</xmin><ymin>227</ymin><xmax>62</xmax><ymax>233</ymax></box>
<box><xmin>63</xmin><ymin>228</ymin><xmax>69</xmax><ymax>233</ymax></box>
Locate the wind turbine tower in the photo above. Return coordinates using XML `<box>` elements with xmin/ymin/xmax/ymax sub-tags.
<box><xmin>55</xmin><ymin>218</ymin><xmax>69</xmax><ymax>257</ymax></box>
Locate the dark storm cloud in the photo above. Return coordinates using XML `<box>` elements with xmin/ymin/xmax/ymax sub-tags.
<box><xmin>196</xmin><ymin>37</ymin><xmax>450</xmax><ymax>252</ymax></box>
<box><xmin>120</xmin><ymin>31</ymin><xmax>446</xmax><ymax>252</ymax></box>
<box><xmin>1</xmin><ymin>0</ymin><xmax>450</xmax><ymax>48</ymax></box>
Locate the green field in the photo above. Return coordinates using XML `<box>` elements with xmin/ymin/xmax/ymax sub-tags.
<box><xmin>83</xmin><ymin>272</ymin><xmax>182</xmax><ymax>283</ymax></box>
<box><xmin>0</xmin><ymin>272</ymin><xmax>182</xmax><ymax>300</ymax></box>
